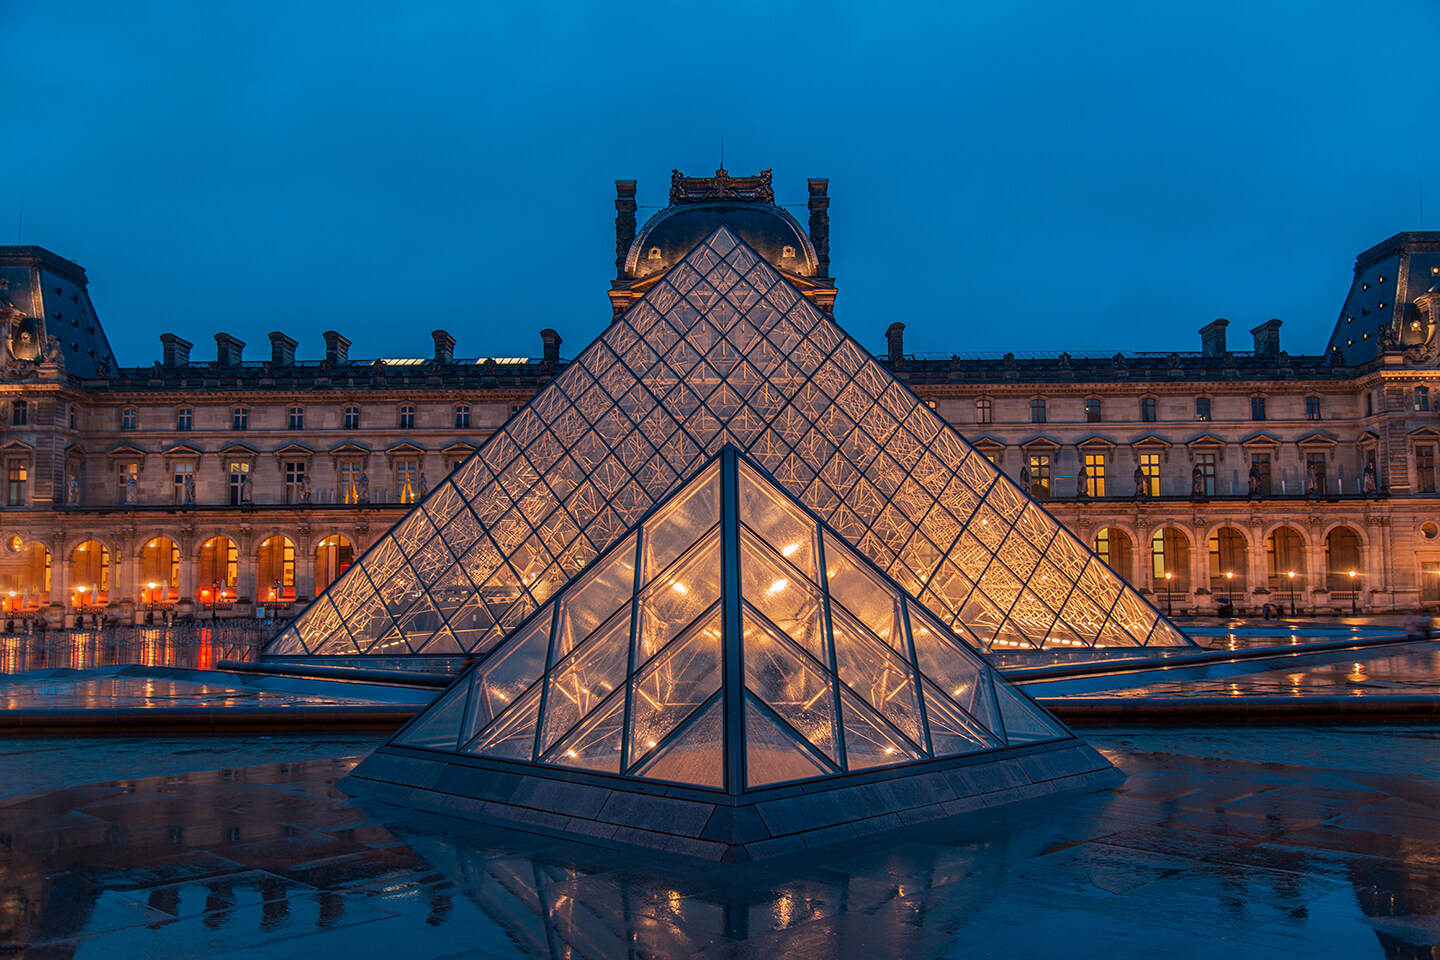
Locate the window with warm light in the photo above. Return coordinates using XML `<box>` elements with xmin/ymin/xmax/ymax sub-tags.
<box><xmin>6</xmin><ymin>460</ymin><xmax>27</xmax><ymax>507</ymax></box>
<box><xmin>1026</xmin><ymin>454</ymin><xmax>1051</xmax><ymax>498</ymax></box>
<box><xmin>1195</xmin><ymin>397</ymin><xmax>1211</xmax><ymax>422</ymax></box>
<box><xmin>1084</xmin><ymin>454</ymin><xmax>1106</xmax><ymax>497</ymax></box>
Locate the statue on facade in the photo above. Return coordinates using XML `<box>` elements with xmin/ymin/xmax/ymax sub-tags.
<box><xmin>358</xmin><ymin>473</ymin><xmax>370</xmax><ymax>504</ymax></box>
<box><xmin>1305</xmin><ymin>461</ymin><xmax>1319</xmax><ymax>496</ymax></box>
<box><xmin>67</xmin><ymin>472</ymin><xmax>79</xmax><ymax>506</ymax></box>
<box><xmin>1247</xmin><ymin>463</ymin><xmax>1263</xmax><ymax>499</ymax></box>
<box><xmin>1362</xmin><ymin>458</ymin><xmax>1378</xmax><ymax>494</ymax></box>
<box><xmin>183</xmin><ymin>473</ymin><xmax>196</xmax><ymax>505</ymax></box>
<box><xmin>1019</xmin><ymin>464</ymin><xmax>1031</xmax><ymax>493</ymax></box>
<box><xmin>1133</xmin><ymin>464</ymin><xmax>1147</xmax><ymax>499</ymax></box>
<box><xmin>418</xmin><ymin>471</ymin><xmax>428</xmax><ymax>498</ymax></box>
<box><xmin>1191</xmin><ymin>465</ymin><xmax>1204</xmax><ymax>497</ymax></box>
<box><xmin>1075</xmin><ymin>464</ymin><xmax>1089</xmax><ymax>499</ymax></box>
<box><xmin>240</xmin><ymin>472</ymin><xmax>253</xmax><ymax>504</ymax></box>
<box><xmin>124</xmin><ymin>472</ymin><xmax>138</xmax><ymax>505</ymax></box>
<box><xmin>301</xmin><ymin>475</ymin><xmax>313</xmax><ymax>504</ymax></box>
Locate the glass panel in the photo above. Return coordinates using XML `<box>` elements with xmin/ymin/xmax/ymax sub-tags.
<box><xmin>640</xmin><ymin>462</ymin><xmax>720</xmax><ymax>585</ymax></box>
<box><xmin>920</xmin><ymin>678</ymin><xmax>1002</xmax><ymax>756</ymax></box>
<box><xmin>994</xmin><ymin>683</ymin><xmax>1069</xmax><ymax>745</ymax></box>
<box><xmin>1146</xmin><ymin>618</ymin><xmax>1189</xmax><ymax>647</ymax></box>
<box><xmin>392</xmin><ymin>678</ymin><xmax>469</xmax><ymax>751</ymax></box>
<box><xmin>908</xmin><ymin>604</ymin><xmax>1001</xmax><ymax>734</ymax></box>
<box><xmin>635</xmin><ymin>529</ymin><xmax>721</xmax><ymax>664</ymax></box>
<box><xmin>743</xmin><ymin>611</ymin><xmax>838</xmax><ymax>762</ymax></box>
<box><xmin>632</xmin><ymin>696</ymin><xmax>723</xmax><ymax>788</ymax></box>
<box><xmin>838</xmin><ymin>686</ymin><xmax>923</xmax><ymax>771</ymax></box>
<box><xmin>540</xmin><ymin>610</ymin><xmax>631</xmax><ymax>756</ymax></box>
<box><xmin>738</xmin><ymin>462</ymin><xmax>819</xmax><ymax>583</ymax></box>
<box><xmin>745</xmin><ymin>697</ymin><xmax>831</xmax><ymax>789</ymax></box>
<box><xmin>465</xmin><ymin>684</ymin><xmax>541</xmax><ymax>761</ymax></box>
<box><xmin>822</xmin><ymin>533</ymin><xmax>903</xmax><ymax>653</ymax></box>
<box><xmin>629</xmin><ymin>608</ymin><xmax>723</xmax><ymax>768</ymax></box>
<box><xmin>740</xmin><ymin>532</ymin><xmax>827</xmax><ymax>663</ymax></box>
<box><xmin>427</xmin><ymin>563</ymin><xmax>478</xmax><ymax>623</ymax></box>
<box><xmin>466</xmin><ymin>611</ymin><xmax>552</xmax><ymax>736</ymax></box>
<box><xmin>830</xmin><ymin>607</ymin><xmax>922</xmax><ymax>745</ymax></box>
<box><xmin>542</xmin><ymin>692</ymin><xmax>625</xmax><ymax>773</ymax></box>
<box><xmin>417</xmin><ymin>627</ymin><xmax>463</xmax><ymax>655</ymax></box>
<box><xmin>447</xmin><ymin>591</ymin><xmax>502</xmax><ymax>655</ymax></box>
<box><xmin>394</xmin><ymin>594</ymin><xmax>444</xmax><ymax>650</ymax></box>
<box><xmin>366</xmin><ymin>625</ymin><xmax>409</xmax><ymax>658</ymax></box>
<box><xmin>553</xmin><ymin>533</ymin><xmax>636</xmax><ymax>664</ymax></box>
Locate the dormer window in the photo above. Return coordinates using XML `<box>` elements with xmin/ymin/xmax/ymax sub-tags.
<box><xmin>647</xmin><ymin>247</ymin><xmax>662</xmax><ymax>260</ymax></box>
<box><xmin>781</xmin><ymin>245</ymin><xmax>796</xmax><ymax>259</ymax></box>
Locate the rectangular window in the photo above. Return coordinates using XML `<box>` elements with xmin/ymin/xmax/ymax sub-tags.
<box><xmin>1084</xmin><ymin>454</ymin><xmax>1106</xmax><ymax>497</ymax></box>
<box><xmin>399</xmin><ymin>405</ymin><xmax>416</xmax><ymax>429</ymax></box>
<box><xmin>340</xmin><ymin>461</ymin><xmax>363</xmax><ymax>504</ymax></box>
<box><xmin>1030</xmin><ymin>398</ymin><xmax>1046</xmax><ymax>424</ymax></box>
<box><xmin>1416</xmin><ymin>445</ymin><xmax>1435</xmax><ymax>493</ymax></box>
<box><xmin>1196</xmin><ymin>453</ymin><xmax>1216</xmax><ymax>496</ymax></box>
<box><xmin>172</xmin><ymin>462</ymin><xmax>194</xmax><ymax>504</ymax></box>
<box><xmin>118</xmin><ymin>463</ymin><xmax>138</xmax><ymax>503</ymax></box>
<box><xmin>1306</xmin><ymin>452</ymin><xmax>1328</xmax><ymax>495</ymax></box>
<box><xmin>1026</xmin><ymin>455</ymin><xmax>1051</xmax><ymax>498</ymax></box>
<box><xmin>449</xmin><ymin>457</ymin><xmax>467</xmax><ymax>473</ymax></box>
<box><xmin>1416</xmin><ymin>386</ymin><xmax>1431</xmax><ymax>412</ymax></box>
<box><xmin>1139</xmin><ymin>453</ymin><xmax>1160</xmax><ymax>496</ymax></box>
<box><xmin>343</xmin><ymin>405</ymin><xmax>360</xmax><ymax>430</ymax></box>
<box><xmin>284</xmin><ymin>461</ymin><xmax>307</xmax><ymax>504</ymax></box>
<box><xmin>121</xmin><ymin>407</ymin><xmax>137</xmax><ymax>430</ymax></box>
<box><xmin>1195</xmin><ymin>397</ymin><xmax>1211</xmax><ymax>421</ymax></box>
<box><xmin>1423</xmin><ymin>561</ymin><xmax>1440</xmax><ymax>604</ymax></box>
<box><xmin>1305</xmin><ymin>396</ymin><xmax>1321</xmax><ymax>421</ymax></box>
<box><xmin>232</xmin><ymin>407</ymin><xmax>248</xmax><ymax>430</ymax></box>
<box><xmin>12</xmin><ymin>400</ymin><xmax>27</xmax><ymax>426</ymax></box>
<box><xmin>1251</xmin><ymin>454</ymin><xmax>1272</xmax><ymax>496</ymax></box>
<box><xmin>455</xmin><ymin>404</ymin><xmax>471</xmax><ymax>428</ymax></box>
<box><xmin>176</xmin><ymin>407</ymin><xmax>193</xmax><ymax>431</ymax></box>
<box><xmin>288</xmin><ymin>406</ymin><xmax>304</xmax><ymax>430</ymax></box>
<box><xmin>1084</xmin><ymin>399</ymin><xmax>1101</xmax><ymax>423</ymax></box>
<box><xmin>976</xmin><ymin>399</ymin><xmax>992</xmax><ymax>424</ymax></box>
<box><xmin>1140</xmin><ymin>397</ymin><xmax>1157</xmax><ymax>422</ymax></box>
<box><xmin>228</xmin><ymin>462</ymin><xmax>249</xmax><ymax>505</ymax></box>
<box><xmin>396</xmin><ymin>459</ymin><xmax>419</xmax><ymax>504</ymax></box>
<box><xmin>1094</xmin><ymin>529</ymin><xmax>1110</xmax><ymax>566</ymax></box>
<box><xmin>6</xmin><ymin>460</ymin><xmax>26</xmax><ymax>506</ymax></box>
<box><xmin>1250</xmin><ymin>396</ymin><xmax>1266</xmax><ymax>421</ymax></box>
<box><xmin>1366</xmin><ymin>393</ymin><xmax>1374</xmax><ymax>417</ymax></box>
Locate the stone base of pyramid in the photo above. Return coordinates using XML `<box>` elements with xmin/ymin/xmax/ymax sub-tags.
<box><xmin>341</xmin><ymin>738</ymin><xmax>1121</xmax><ymax>862</ymax></box>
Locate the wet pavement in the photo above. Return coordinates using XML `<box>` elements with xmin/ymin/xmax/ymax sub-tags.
<box><xmin>0</xmin><ymin>625</ymin><xmax>268</xmax><ymax>675</ymax></box>
<box><xmin>2</xmin><ymin>727</ymin><xmax>1439</xmax><ymax>958</ymax></box>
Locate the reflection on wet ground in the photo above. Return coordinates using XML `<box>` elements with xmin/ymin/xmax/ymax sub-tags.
<box><xmin>2</xmin><ymin>728</ymin><xmax>1439</xmax><ymax>958</ymax></box>
<box><xmin>0</xmin><ymin>624</ymin><xmax>268</xmax><ymax>675</ymax></box>
<box><xmin>1063</xmin><ymin>643</ymin><xmax>1440</xmax><ymax>699</ymax></box>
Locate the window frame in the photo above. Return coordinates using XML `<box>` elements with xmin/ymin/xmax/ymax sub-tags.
<box><xmin>454</xmin><ymin>404</ymin><xmax>471</xmax><ymax>429</ymax></box>
<box><xmin>975</xmin><ymin>397</ymin><xmax>993</xmax><ymax>425</ymax></box>
<box><xmin>1250</xmin><ymin>395</ymin><xmax>1267</xmax><ymax>421</ymax></box>
<box><xmin>1029</xmin><ymin>397</ymin><xmax>1046</xmax><ymax>424</ymax></box>
<box><xmin>121</xmin><ymin>407</ymin><xmax>138</xmax><ymax>431</ymax></box>
<box><xmin>1139</xmin><ymin>396</ymin><xmax>1157</xmax><ymax>423</ymax></box>
<box><xmin>398</xmin><ymin>404</ymin><xmax>416</xmax><ymax>430</ymax></box>
<box><xmin>343</xmin><ymin>405</ymin><xmax>361</xmax><ymax>430</ymax></box>
<box><xmin>231</xmin><ymin>407</ymin><xmax>249</xmax><ymax>431</ymax></box>
<box><xmin>176</xmin><ymin>407</ymin><xmax>193</xmax><ymax>431</ymax></box>
<box><xmin>12</xmin><ymin>400</ymin><xmax>27</xmax><ymax>426</ymax></box>
<box><xmin>1304</xmin><ymin>396</ymin><xmax>1321</xmax><ymax>421</ymax></box>
<box><xmin>287</xmin><ymin>405</ymin><xmax>305</xmax><ymax>430</ymax></box>
<box><xmin>1084</xmin><ymin>398</ymin><xmax>1102</xmax><ymax>423</ymax></box>
<box><xmin>1195</xmin><ymin>396</ymin><xmax>1211</xmax><ymax>422</ymax></box>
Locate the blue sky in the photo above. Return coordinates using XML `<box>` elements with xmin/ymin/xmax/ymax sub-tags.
<box><xmin>7</xmin><ymin>1</ymin><xmax>1439</xmax><ymax>365</ymax></box>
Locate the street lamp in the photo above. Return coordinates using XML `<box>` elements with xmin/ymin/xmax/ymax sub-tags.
<box><xmin>210</xmin><ymin>578</ymin><xmax>220</xmax><ymax>621</ymax></box>
<box><xmin>1224</xmin><ymin>571</ymin><xmax>1235</xmax><ymax>617</ymax></box>
<box><xmin>147</xmin><ymin>581</ymin><xmax>158</xmax><ymax>624</ymax></box>
<box><xmin>1287</xmin><ymin>570</ymin><xmax>1297</xmax><ymax>616</ymax></box>
<box><xmin>1164</xmin><ymin>571</ymin><xmax>1174</xmax><ymax>617</ymax></box>
<box><xmin>1348</xmin><ymin>570</ymin><xmax>1358</xmax><ymax>615</ymax></box>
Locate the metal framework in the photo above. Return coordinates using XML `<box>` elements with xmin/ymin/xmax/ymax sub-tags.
<box><xmin>390</xmin><ymin>447</ymin><xmax>1070</xmax><ymax>792</ymax></box>
<box><xmin>265</xmin><ymin>226</ymin><xmax>1191</xmax><ymax>662</ymax></box>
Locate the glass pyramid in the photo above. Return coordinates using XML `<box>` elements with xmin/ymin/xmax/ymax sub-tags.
<box><xmin>265</xmin><ymin>225</ymin><xmax>1191</xmax><ymax>662</ymax></box>
<box><xmin>384</xmin><ymin>447</ymin><xmax>1071</xmax><ymax>792</ymax></box>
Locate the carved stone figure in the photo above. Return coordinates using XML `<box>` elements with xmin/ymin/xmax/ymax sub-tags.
<box><xmin>1019</xmin><ymin>464</ymin><xmax>1031</xmax><ymax>492</ymax></box>
<box><xmin>1247</xmin><ymin>463</ymin><xmax>1263</xmax><ymax>499</ymax></box>
<box><xmin>1362</xmin><ymin>459</ymin><xmax>1378</xmax><ymax>494</ymax></box>
<box><xmin>1076</xmin><ymin>465</ymin><xmax>1089</xmax><ymax>499</ymax></box>
<box><xmin>1191</xmin><ymin>465</ymin><xmax>1204</xmax><ymax>497</ymax></box>
<box><xmin>358</xmin><ymin>472</ymin><xmax>370</xmax><ymax>504</ymax></box>
<box><xmin>240</xmin><ymin>472</ymin><xmax>253</xmax><ymax>504</ymax></box>
<box><xmin>418</xmin><ymin>472</ymin><xmax>428</xmax><ymax>498</ymax></box>
<box><xmin>67</xmin><ymin>472</ymin><xmax>79</xmax><ymax>506</ymax></box>
<box><xmin>124</xmin><ymin>472</ymin><xmax>138</xmax><ymax>505</ymax></box>
<box><xmin>183</xmin><ymin>473</ymin><xmax>196</xmax><ymax>505</ymax></box>
<box><xmin>301</xmin><ymin>475</ymin><xmax>313</xmax><ymax>504</ymax></box>
<box><xmin>1134</xmin><ymin>465</ymin><xmax>1147</xmax><ymax>498</ymax></box>
<box><xmin>1305</xmin><ymin>461</ymin><xmax>1319</xmax><ymax>495</ymax></box>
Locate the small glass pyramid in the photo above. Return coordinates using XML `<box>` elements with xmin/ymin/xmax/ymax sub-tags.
<box><xmin>266</xmin><ymin>226</ymin><xmax>1191</xmax><ymax>662</ymax></box>
<box><xmin>384</xmin><ymin>447</ymin><xmax>1070</xmax><ymax>792</ymax></box>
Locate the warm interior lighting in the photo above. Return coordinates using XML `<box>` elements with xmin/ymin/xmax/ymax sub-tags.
<box><xmin>766</xmin><ymin>578</ymin><xmax>788</xmax><ymax>596</ymax></box>
<box><xmin>781</xmin><ymin>543</ymin><xmax>799</xmax><ymax>557</ymax></box>
<box><xmin>1288</xmin><ymin>571</ymin><xmax>1296</xmax><ymax>579</ymax></box>
<box><xmin>671</xmin><ymin>582</ymin><xmax>688</xmax><ymax>595</ymax></box>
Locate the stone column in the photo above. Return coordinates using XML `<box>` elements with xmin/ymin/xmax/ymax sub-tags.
<box><xmin>235</xmin><ymin>525</ymin><xmax>256</xmax><ymax>616</ymax></box>
<box><xmin>294</xmin><ymin>524</ymin><xmax>315</xmax><ymax>604</ymax></box>
<box><xmin>1247</xmin><ymin>522</ymin><xmax>1268</xmax><ymax>610</ymax></box>
<box><xmin>1306</xmin><ymin>517</ymin><xmax>1327</xmax><ymax>612</ymax></box>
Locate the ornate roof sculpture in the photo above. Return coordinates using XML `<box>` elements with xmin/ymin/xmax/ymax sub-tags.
<box><xmin>264</xmin><ymin>226</ymin><xmax>1191</xmax><ymax>665</ymax></box>
<box><xmin>669</xmin><ymin>167</ymin><xmax>776</xmax><ymax>205</ymax></box>
<box><xmin>342</xmin><ymin>447</ymin><xmax>1116</xmax><ymax>861</ymax></box>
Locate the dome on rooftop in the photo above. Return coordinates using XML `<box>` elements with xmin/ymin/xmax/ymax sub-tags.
<box><xmin>625</xmin><ymin>201</ymin><xmax>818</xmax><ymax>280</ymax></box>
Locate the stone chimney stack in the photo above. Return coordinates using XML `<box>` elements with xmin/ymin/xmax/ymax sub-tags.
<box><xmin>431</xmin><ymin>330</ymin><xmax>455</xmax><ymax>364</ymax></box>
<box><xmin>886</xmin><ymin>322</ymin><xmax>906</xmax><ymax>364</ymax></box>
<box><xmin>268</xmin><ymin>331</ymin><xmax>297</xmax><ymax>366</ymax></box>
<box><xmin>323</xmin><ymin>330</ymin><xmax>351</xmax><ymax>365</ymax></box>
<box><xmin>160</xmin><ymin>333</ymin><xmax>193</xmax><ymax>367</ymax></box>
<box><xmin>808</xmin><ymin>179</ymin><xmax>830</xmax><ymax>277</ymax></box>
<box><xmin>1200</xmin><ymin>318</ymin><xmax>1229</xmax><ymax>357</ymax></box>
<box><xmin>214</xmin><ymin>333</ymin><xmax>245</xmax><ymax>367</ymax></box>
<box><xmin>614</xmin><ymin>181</ymin><xmax>637</xmax><ymax>278</ymax></box>
<box><xmin>1250</xmin><ymin>319</ymin><xmax>1282</xmax><ymax>357</ymax></box>
<box><xmin>541</xmin><ymin>329</ymin><xmax>562</xmax><ymax>371</ymax></box>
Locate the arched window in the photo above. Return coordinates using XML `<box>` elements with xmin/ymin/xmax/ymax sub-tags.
<box><xmin>288</xmin><ymin>406</ymin><xmax>305</xmax><ymax>430</ymax></box>
<box><xmin>1139</xmin><ymin>397</ymin><xmax>1157</xmax><ymax>422</ymax></box>
<box><xmin>176</xmin><ymin>407</ymin><xmax>193</xmax><ymax>431</ymax></box>
<box><xmin>121</xmin><ymin>407</ymin><xmax>137</xmax><ymax>430</ymax></box>
<box><xmin>257</xmin><ymin>536</ymin><xmax>296</xmax><ymax>603</ymax></box>
<box><xmin>314</xmin><ymin>535</ymin><xmax>355</xmax><ymax>593</ymax></box>
<box><xmin>1029</xmin><ymin>397</ymin><xmax>1046</xmax><ymax>424</ymax></box>
<box><xmin>975</xmin><ymin>398</ymin><xmax>993</xmax><ymax>424</ymax></box>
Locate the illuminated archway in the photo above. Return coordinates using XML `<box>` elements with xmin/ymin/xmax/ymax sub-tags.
<box><xmin>1208</xmin><ymin>526</ymin><xmax>1249</xmax><ymax>595</ymax></box>
<box><xmin>1150</xmin><ymin>527</ymin><xmax>1191</xmax><ymax>594</ymax></box>
<box><xmin>1</xmin><ymin>542</ymin><xmax>50</xmax><ymax>610</ymax></box>
<box><xmin>257</xmin><ymin>535</ymin><xmax>296</xmax><ymax>602</ymax></box>
<box><xmin>1325</xmin><ymin>526</ymin><xmax>1363</xmax><ymax>592</ymax></box>
<box><xmin>313</xmin><ymin>535</ymin><xmax>354</xmax><ymax>594</ymax></box>
<box><xmin>198</xmin><ymin>536</ymin><xmax>238</xmax><ymax>605</ymax></box>
<box><xmin>1093</xmin><ymin>527</ymin><xmax>1134</xmax><ymax>583</ymax></box>
<box><xmin>139</xmin><ymin>536</ymin><xmax>180</xmax><ymax>604</ymax></box>
<box><xmin>1266</xmin><ymin>526</ymin><xmax>1307</xmax><ymax>590</ymax></box>
<box><xmin>71</xmin><ymin>540</ymin><xmax>110</xmax><ymax>605</ymax></box>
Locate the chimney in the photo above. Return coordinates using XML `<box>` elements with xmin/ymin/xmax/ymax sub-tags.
<box><xmin>1250</xmin><ymin>319</ymin><xmax>1282</xmax><ymax>357</ymax></box>
<box><xmin>160</xmin><ymin>333</ymin><xmax>192</xmax><ymax>367</ymax></box>
<box><xmin>614</xmin><ymin>181</ymin><xmax>637</xmax><ymax>278</ymax></box>
<box><xmin>268</xmin><ymin>331</ymin><xmax>297</xmax><ymax>366</ymax></box>
<box><xmin>886</xmin><ymin>322</ymin><xmax>906</xmax><ymax>364</ymax></box>
<box><xmin>431</xmin><ymin>329</ymin><xmax>455</xmax><ymax>364</ymax></box>
<box><xmin>808</xmin><ymin>179</ymin><xmax>831</xmax><ymax>277</ymax></box>
<box><xmin>214</xmin><ymin>333</ymin><xmax>245</xmax><ymax>367</ymax></box>
<box><xmin>541</xmin><ymin>328</ymin><xmax>562</xmax><ymax>369</ymax></box>
<box><xmin>1199</xmin><ymin>318</ymin><xmax>1229</xmax><ymax>357</ymax></box>
<box><xmin>323</xmin><ymin>330</ymin><xmax>350</xmax><ymax>364</ymax></box>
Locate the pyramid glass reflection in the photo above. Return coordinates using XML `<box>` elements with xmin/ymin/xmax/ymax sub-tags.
<box><xmin>266</xmin><ymin>226</ymin><xmax>1190</xmax><ymax>664</ymax></box>
<box><xmin>344</xmin><ymin>448</ymin><xmax>1117</xmax><ymax>860</ymax></box>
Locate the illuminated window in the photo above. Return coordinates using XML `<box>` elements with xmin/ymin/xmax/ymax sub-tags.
<box><xmin>975</xmin><ymin>398</ymin><xmax>993</xmax><ymax>424</ymax></box>
<box><xmin>121</xmin><ymin>407</ymin><xmax>137</xmax><ymax>430</ymax></box>
<box><xmin>171</xmin><ymin>462</ymin><xmax>194</xmax><ymax>504</ymax></box>
<box><xmin>344</xmin><ymin>405</ymin><xmax>360</xmax><ymax>430</ymax></box>
<box><xmin>1093</xmin><ymin>529</ymin><xmax>1110</xmax><ymax>566</ymax></box>
<box><xmin>1084</xmin><ymin>454</ymin><xmax>1106</xmax><ymax>497</ymax></box>
<box><xmin>6</xmin><ymin>460</ymin><xmax>27</xmax><ymax>506</ymax></box>
<box><xmin>1250</xmin><ymin>396</ymin><xmax>1266</xmax><ymax>421</ymax></box>
<box><xmin>288</xmin><ymin>406</ymin><xmax>305</xmax><ymax>430</ymax></box>
<box><xmin>455</xmin><ymin>404</ymin><xmax>471</xmax><ymax>428</ymax></box>
<box><xmin>232</xmin><ymin>407</ymin><xmax>248</xmax><ymax>430</ymax></box>
<box><xmin>1140</xmin><ymin>397</ymin><xmax>1157</xmax><ymax>422</ymax></box>
<box><xmin>1084</xmin><ymin>398</ymin><xmax>1102</xmax><ymax>423</ymax></box>
<box><xmin>11</xmin><ymin>400</ymin><xmax>27</xmax><ymax>426</ymax></box>
<box><xmin>340</xmin><ymin>461</ymin><xmax>363</xmax><ymax>503</ymax></box>
<box><xmin>1305</xmin><ymin>396</ymin><xmax>1321</xmax><ymax>421</ymax></box>
<box><xmin>198</xmin><ymin>536</ymin><xmax>238</xmax><ymax>594</ymax></box>
<box><xmin>284</xmin><ymin>461</ymin><xmax>306</xmax><ymax>504</ymax></box>
<box><xmin>1195</xmin><ymin>397</ymin><xmax>1210</xmax><ymax>421</ymax></box>
<box><xmin>176</xmin><ymin>407</ymin><xmax>193</xmax><ymax>431</ymax></box>
<box><xmin>1026</xmin><ymin>455</ymin><xmax>1051</xmax><ymax>498</ymax></box>
<box><xmin>117</xmin><ymin>462</ymin><xmax>138</xmax><ymax>503</ymax></box>
<box><xmin>1029</xmin><ymin>397</ymin><xmax>1046</xmax><ymax>424</ymax></box>
<box><xmin>227</xmin><ymin>462</ymin><xmax>249</xmax><ymax>505</ymax></box>
<box><xmin>399</xmin><ymin>405</ymin><xmax>416</xmax><ymax>429</ymax></box>
<box><xmin>397</xmin><ymin>459</ymin><xmax>419</xmax><ymax>503</ymax></box>
<box><xmin>1138</xmin><ymin>453</ymin><xmax>1160</xmax><ymax>496</ymax></box>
